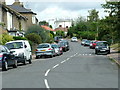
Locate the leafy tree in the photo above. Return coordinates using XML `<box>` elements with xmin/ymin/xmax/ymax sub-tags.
<box><xmin>56</xmin><ymin>30</ymin><xmax>65</xmax><ymax>37</ymax></box>
<box><xmin>2</xmin><ymin>32</ymin><xmax>14</xmax><ymax>45</ymax></box>
<box><xmin>26</xmin><ymin>25</ymin><xmax>50</xmax><ymax>43</ymax></box>
<box><xmin>39</xmin><ymin>21</ymin><xmax>49</xmax><ymax>26</ymax></box>
<box><xmin>25</xmin><ymin>33</ymin><xmax>42</xmax><ymax>44</ymax></box>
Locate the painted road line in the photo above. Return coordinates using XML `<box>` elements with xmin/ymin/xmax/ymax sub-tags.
<box><xmin>70</xmin><ymin>56</ymin><xmax>74</xmax><ymax>57</ymax></box>
<box><xmin>45</xmin><ymin>69</ymin><xmax>51</xmax><ymax>77</ymax></box>
<box><xmin>52</xmin><ymin>64</ymin><xmax>59</xmax><ymax>69</ymax></box>
<box><xmin>89</xmin><ymin>54</ymin><xmax>92</xmax><ymax>55</ymax></box>
<box><xmin>61</xmin><ymin>60</ymin><xmax>66</xmax><ymax>64</ymax></box>
<box><xmin>44</xmin><ymin>79</ymin><xmax>50</xmax><ymax>89</ymax></box>
<box><xmin>66</xmin><ymin>58</ymin><xmax>70</xmax><ymax>61</ymax></box>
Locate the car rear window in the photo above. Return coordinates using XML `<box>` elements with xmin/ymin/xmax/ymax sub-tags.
<box><xmin>38</xmin><ymin>44</ymin><xmax>49</xmax><ymax>48</ymax></box>
<box><xmin>97</xmin><ymin>42</ymin><xmax>108</xmax><ymax>46</ymax></box>
<box><xmin>6</xmin><ymin>42</ymin><xmax>23</xmax><ymax>49</ymax></box>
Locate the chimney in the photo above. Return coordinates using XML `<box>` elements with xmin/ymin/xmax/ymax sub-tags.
<box><xmin>0</xmin><ymin>0</ymin><xmax>6</xmax><ymax>5</ymax></box>
<box><xmin>13</xmin><ymin>0</ymin><xmax>24</xmax><ymax>7</ymax></box>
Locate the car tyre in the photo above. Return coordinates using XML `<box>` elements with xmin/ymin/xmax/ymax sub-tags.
<box><xmin>2</xmin><ymin>61</ymin><xmax>8</xmax><ymax>71</ymax></box>
<box><xmin>13</xmin><ymin>60</ymin><xmax>17</xmax><ymax>68</ymax></box>
<box><xmin>29</xmin><ymin>55</ymin><xmax>32</xmax><ymax>64</ymax></box>
<box><xmin>23</xmin><ymin>56</ymin><xmax>27</xmax><ymax>65</ymax></box>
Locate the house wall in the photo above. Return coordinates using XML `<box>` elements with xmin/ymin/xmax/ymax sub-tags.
<box><xmin>55</xmin><ymin>21</ymin><xmax>72</xmax><ymax>29</ymax></box>
<box><xmin>21</xmin><ymin>13</ymin><xmax>33</xmax><ymax>29</ymax></box>
<box><xmin>0</xmin><ymin>5</ymin><xmax>2</xmax><ymax>23</ymax></box>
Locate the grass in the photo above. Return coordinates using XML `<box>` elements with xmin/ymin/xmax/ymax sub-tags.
<box><xmin>110</xmin><ymin>43</ymin><xmax>120</xmax><ymax>53</ymax></box>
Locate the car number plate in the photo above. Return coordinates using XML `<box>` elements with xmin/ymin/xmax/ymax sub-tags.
<box><xmin>41</xmin><ymin>50</ymin><xmax>46</xmax><ymax>51</ymax></box>
<box><xmin>100</xmin><ymin>50</ymin><xmax>106</xmax><ymax>51</ymax></box>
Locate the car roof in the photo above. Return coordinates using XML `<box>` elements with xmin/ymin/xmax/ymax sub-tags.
<box><xmin>6</xmin><ymin>40</ymin><xmax>28</xmax><ymax>44</ymax></box>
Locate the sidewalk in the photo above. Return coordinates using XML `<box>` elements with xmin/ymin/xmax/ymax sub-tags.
<box><xmin>107</xmin><ymin>48</ymin><xmax>120</xmax><ymax>66</ymax></box>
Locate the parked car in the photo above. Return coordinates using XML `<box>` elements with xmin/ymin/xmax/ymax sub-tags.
<box><xmin>71</xmin><ymin>37</ymin><xmax>78</xmax><ymax>42</ymax></box>
<box><xmin>58</xmin><ymin>40</ymin><xmax>70</xmax><ymax>52</ymax></box>
<box><xmin>51</xmin><ymin>44</ymin><xmax>61</xmax><ymax>56</ymax></box>
<box><xmin>81</xmin><ymin>39</ymin><xmax>87</xmax><ymax>45</ymax></box>
<box><xmin>89</xmin><ymin>40</ymin><xmax>98</xmax><ymax>49</ymax></box>
<box><xmin>0</xmin><ymin>45</ymin><xmax>17</xmax><ymax>71</ymax></box>
<box><xmin>35</xmin><ymin>43</ymin><xmax>55</xmax><ymax>59</ymax></box>
<box><xmin>84</xmin><ymin>40</ymin><xmax>91</xmax><ymax>46</ymax></box>
<box><xmin>5</xmin><ymin>40</ymin><xmax>32</xmax><ymax>65</ymax></box>
<box><xmin>95</xmin><ymin>41</ymin><xmax>110</xmax><ymax>55</ymax></box>
<box><xmin>54</xmin><ymin>36</ymin><xmax>63</xmax><ymax>43</ymax></box>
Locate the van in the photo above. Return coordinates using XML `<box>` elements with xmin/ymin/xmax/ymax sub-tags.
<box><xmin>5</xmin><ymin>40</ymin><xmax>32</xmax><ymax>65</ymax></box>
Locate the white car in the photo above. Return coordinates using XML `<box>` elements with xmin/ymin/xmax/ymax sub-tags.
<box><xmin>51</xmin><ymin>44</ymin><xmax>61</xmax><ymax>56</ymax></box>
<box><xmin>71</xmin><ymin>37</ymin><xmax>78</xmax><ymax>42</ymax></box>
<box><xmin>5</xmin><ymin>40</ymin><xmax>32</xmax><ymax>65</ymax></box>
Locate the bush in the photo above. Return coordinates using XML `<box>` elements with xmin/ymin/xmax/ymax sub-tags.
<box><xmin>25</xmin><ymin>33</ymin><xmax>42</xmax><ymax>44</ymax></box>
<box><xmin>13</xmin><ymin>36</ymin><xmax>27</xmax><ymax>40</ymax></box>
<box><xmin>2</xmin><ymin>32</ymin><xmax>14</xmax><ymax>45</ymax></box>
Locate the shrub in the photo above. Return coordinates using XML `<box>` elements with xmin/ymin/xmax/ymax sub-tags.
<box><xmin>25</xmin><ymin>33</ymin><xmax>42</xmax><ymax>44</ymax></box>
<box><xmin>2</xmin><ymin>32</ymin><xmax>14</xmax><ymax>45</ymax></box>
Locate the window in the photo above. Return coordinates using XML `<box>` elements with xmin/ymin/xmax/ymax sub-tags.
<box><xmin>7</xmin><ymin>12</ymin><xmax>13</xmax><ymax>30</ymax></box>
<box><xmin>59</xmin><ymin>25</ymin><xmax>62</xmax><ymax>27</ymax></box>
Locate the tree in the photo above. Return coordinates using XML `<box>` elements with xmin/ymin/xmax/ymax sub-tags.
<box><xmin>26</xmin><ymin>25</ymin><xmax>50</xmax><ymax>43</ymax></box>
<box><xmin>101</xmin><ymin>1</ymin><xmax>120</xmax><ymax>43</ymax></box>
<box><xmin>39</xmin><ymin>21</ymin><xmax>49</xmax><ymax>26</ymax></box>
<box><xmin>26</xmin><ymin>33</ymin><xmax>42</xmax><ymax>44</ymax></box>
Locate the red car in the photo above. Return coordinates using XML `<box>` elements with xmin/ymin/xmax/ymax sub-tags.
<box><xmin>89</xmin><ymin>40</ymin><xmax>98</xmax><ymax>49</ymax></box>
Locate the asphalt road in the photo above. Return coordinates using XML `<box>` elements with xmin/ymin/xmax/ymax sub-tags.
<box><xmin>1</xmin><ymin>41</ymin><xmax>118</xmax><ymax>89</ymax></box>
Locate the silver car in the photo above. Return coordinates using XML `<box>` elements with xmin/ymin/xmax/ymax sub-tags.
<box><xmin>35</xmin><ymin>43</ymin><xmax>55</xmax><ymax>59</ymax></box>
<box><xmin>51</xmin><ymin>44</ymin><xmax>61</xmax><ymax>56</ymax></box>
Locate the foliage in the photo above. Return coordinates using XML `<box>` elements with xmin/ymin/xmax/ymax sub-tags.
<box><xmin>1</xmin><ymin>32</ymin><xmax>14</xmax><ymax>45</ymax></box>
<box><xmin>13</xmin><ymin>36</ymin><xmax>27</xmax><ymax>40</ymax></box>
<box><xmin>56</xmin><ymin>30</ymin><xmax>65</xmax><ymax>37</ymax></box>
<box><xmin>25</xmin><ymin>33</ymin><xmax>42</xmax><ymax>44</ymax></box>
<box><xmin>26</xmin><ymin>25</ymin><xmax>51</xmax><ymax>43</ymax></box>
<box><xmin>39</xmin><ymin>21</ymin><xmax>49</xmax><ymax>26</ymax></box>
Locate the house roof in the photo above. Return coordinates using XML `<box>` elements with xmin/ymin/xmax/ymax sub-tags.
<box><xmin>8</xmin><ymin>5</ymin><xmax>36</xmax><ymax>15</ymax></box>
<box><xmin>54</xmin><ymin>27</ymin><xmax>68</xmax><ymax>32</ymax></box>
<box><xmin>1</xmin><ymin>3</ymin><xmax>28</xmax><ymax>20</ymax></box>
<box><xmin>41</xmin><ymin>25</ymin><xmax>54</xmax><ymax>31</ymax></box>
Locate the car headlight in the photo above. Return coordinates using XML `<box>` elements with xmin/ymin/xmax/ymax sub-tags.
<box><xmin>95</xmin><ymin>46</ymin><xmax>99</xmax><ymax>49</ymax></box>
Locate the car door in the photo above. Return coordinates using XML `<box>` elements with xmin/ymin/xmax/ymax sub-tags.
<box><xmin>2</xmin><ymin>46</ymin><xmax>14</xmax><ymax>65</ymax></box>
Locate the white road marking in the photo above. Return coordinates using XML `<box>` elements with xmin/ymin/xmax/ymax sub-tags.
<box><xmin>52</xmin><ymin>64</ymin><xmax>59</xmax><ymax>69</ymax></box>
<box><xmin>89</xmin><ymin>54</ymin><xmax>92</xmax><ymax>55</ymax></box>
<box><xmin>61</xmin><ymin>60</ymin><xmax>66</xmax><ymax>64</ymax></box>
<box><xmin>66</xmin><ymin>58</ymin><xmax>70</xmax><ymax>61</ymax></box>
<box><xmin>70</xmin><ymin>56</ymin><xmax>73</xmax><ymax>57</ymax></box>
<box><xmin>45</xmin><ymin>69</ymin><xmax>51</xmax><ymax>77</ymax></box>
<box><xmin>44</xmin><ymin>79</ymin><xmax>50</xmax><ymax>89</ymax></box>
<box><xmin>85</xmin><ymin>54</ymin><xmax>87</xmax><ymax>55</ymax></box>
<box><xmin>83</xmin><ymin>54</ymin><xmax>84</xmax><ymax>56</ymax></box>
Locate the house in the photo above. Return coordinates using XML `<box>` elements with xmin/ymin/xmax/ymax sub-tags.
<box><xmin>0</xmin><ymin>0</ymin><xmax>28</xmax><ymax>37</ymax></box>
<box><xmin>41</xmin><ymin>25</ymin><xmax>54</xmax><ymax>32</ymax></box>
<box><xmin>8</xmin><ymin>0</ymin><xmax>39</xmax><ymax>30</ymax></box>
<box><xmin>54</xmin><ymin>18</ymin><xmax>72</xmax><ymax>35</ymax></box>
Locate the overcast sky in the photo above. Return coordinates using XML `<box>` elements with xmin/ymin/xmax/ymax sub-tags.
<box><xmin>6</xmin><ymin>0</ymin><xmax>109</xmax><ymax>22</ymax></box>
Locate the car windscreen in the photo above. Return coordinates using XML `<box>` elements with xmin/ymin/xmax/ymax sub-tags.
<box><xmin>97</xmin><ymin>42</ymin><xmax>108</xmax><ymax>46</ymax></box>
<box><xmin>37</xmin><ymin>44</ymin><xmax>49</xmax><ymax>48</ymax></box>
<box><xmin>6</xmin><ymin>42</ymin><xmax>23</xmax><ymax>49</ymax></box>
<box><xmin>72</xmin><ymin>37</ymin><xmax>77</xmax><ymax>39</ymax></box>
<box><xmin>51</xmin><ymin>45</ymin><xmax>58</xmax><ymax>48</ymax></box>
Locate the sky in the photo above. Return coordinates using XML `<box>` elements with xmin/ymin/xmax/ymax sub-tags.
<box><xmin>6</xmin><ymin>0</ymin><xmax>109</xmax><ymax>22</ymax></box>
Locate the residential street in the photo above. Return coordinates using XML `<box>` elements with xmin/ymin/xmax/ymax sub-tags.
<box><xmin>2</xmin><ymin>41</ymin><xmax>118</xmax><ymax>88</ymax></box>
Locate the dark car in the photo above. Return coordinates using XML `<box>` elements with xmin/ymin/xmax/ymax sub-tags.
<box><xmin>54</xmin><ymin>36</ymin><xmax>63</xmax><ymax>43</ymax></box>
<box><xmin>58</xmin><ymin>40</ymin><xmax>69</xmax><ymax>52</ymax></box>
<box><xmin>95</xmin><ymin>41</ymin><xmax>110</xmax><ymax>55</ymax></box>
<box><xmin>0</xmin><ymin>45</ymin><xmax>17</xmax><ymax>71</ymax></box>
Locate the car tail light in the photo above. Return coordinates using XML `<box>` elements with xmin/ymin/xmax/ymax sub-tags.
<box><xmin>35</xmin><ymin>49</ymin><xmax>38</xmax><ymax>51</ymax></box>
<box><xmin>48</xmin><ymin>48</ymin><xmax>52</xmax><ymax>50</ymax></box>
<box><xmin>60</xmin><ymin>47</ymin><xmax>62</xmax><ymax>51</ymax></box>
<box><xmin>93</xmin><ymin>43</ymin><xmax>96</xmax><ymax>46</ymax></box>
<box><xmin>0</xmin><ymin>55</ymin><xmax>3</xmax><ymax>60</ymax></box>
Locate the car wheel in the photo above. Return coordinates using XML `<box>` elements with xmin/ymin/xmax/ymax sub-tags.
<box><xmin>23</xmin><ymin>56</ymin><xmax>27</xmax><ymax>65</ymax></box>
<box><xmin>50</xmin><ymin>55</ymin><xmax>53</xmax><ymax>58</ymax></box>
<box><xmin>36</xmin><ymin>56</ymin><xmax>39</xmax><ymax>59</ymax></box>
<box><xmin>29</xmin><ymin>55</ymin><xmax>32</xmax><ymax>64</ymax></box>
<box><xmin>2</xmin><ymin>61</ymin><xmax>8</xmax><ymax>71</ymax></box>
<box><xmin>13</xmin><ymin>60</ymin><xmax>17</xmax><ymax>68</ymax></box>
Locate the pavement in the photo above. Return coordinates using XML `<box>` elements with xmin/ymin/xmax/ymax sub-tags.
<box><xmin>107</xmin><ymin>48</ymin><xmax>120</xmax><ymax>66</ymax></box>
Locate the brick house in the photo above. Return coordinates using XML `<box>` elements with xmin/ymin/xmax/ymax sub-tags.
<box><xmin>8</xmin><ymin>0</ymin><xmax>39</xmax><ymax>30</ymax></box>
<box><xmin>0</xmin><ymin>0</ymin><xmax>28</xmax><ymax>36</ymax></box>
